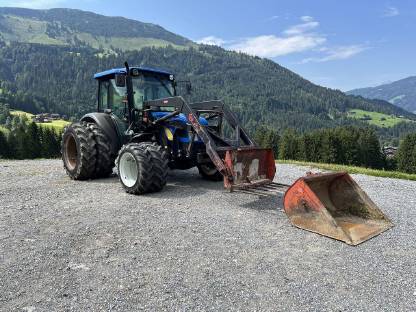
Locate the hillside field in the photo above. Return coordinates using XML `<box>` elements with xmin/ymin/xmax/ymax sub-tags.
<box><xmin>10</xmin><ymin>110</ymin><xmax>69</xmax><ymax>131</ymax></box>
<box><xmin>0</xmin><ymin>125</ymin><xmax>9</xmax><ymax>134</ymax></box>
<box><xmin>347</xmin><ymin>109</ymin><xmax>413</xmax><ymax>128</ymax></box>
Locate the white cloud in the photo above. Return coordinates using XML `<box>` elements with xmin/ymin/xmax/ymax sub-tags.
<box><xmin>283</xmin><ymin>16</ymin><xmax>319</xmax><ymax>36</ymax></box>
<box><xmin>197</xmin><ymin>16</ymin><xmax>366</xmax><ymax>63</ymax></box>
<box><xmin>301</xmin><ymin>45</ymin><xmax>369</xmax><ymax>63</ymax></box>
<box><xmin>283</xmin><ymin>20</ymin><xmax>319</xmax><ymax>36</ymax></box>
<box><xmin>229</xmin><ymin>34</ymin><xmax>326</xmax><ymax>58</ymax></box>
<box><xmin>382</xmin><ymin>6</ymin><xmax>400</xmax><ymax>17</ymax></box>
<box><xmin>300</xmin><ymin>15</ymin><xmax>314</xmax><ymax>22</ymax></box>
<box><xmin>0</xmin><ymin>0</ymin><xmax>65</xmax><ymax>9</ymax></box>
<box><xmin>196</xmin><ymin>36</ymin><xmax>226</xmax><ymax>46</ymax></box>
<box><xmin>227</xmin><ymin>16</ymin><xmax>326</xmax><ymax>58</ymax></box>
<box><xmin>267</xmin><ymin>15</ymin><xmax>280</xmax><ymax>21</ymax></box>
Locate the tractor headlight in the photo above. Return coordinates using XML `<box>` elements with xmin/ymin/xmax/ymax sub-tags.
<box><xmin>169</xmin><ymin>74</ymin><xmax>174</xmax><ymax>81</ymax></box>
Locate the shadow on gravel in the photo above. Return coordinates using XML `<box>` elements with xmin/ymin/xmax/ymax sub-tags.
<box><xmin>86</xmin><ymin>175</ymin><xmax>119</xmax><ymax>184</ymax></box>
<box><xmin>83</xmin><ymin>169</ymin><xmax>223</xmax><ymax>199</ymax></box>
<box><xmin>155</xmin><ymin>172</ymin><xmax>224</xmax><ymax>198</ymax></box>
<box><xmin>239</xmin><ymin>193</ymin><xmax>285</xmax><ymax>211</ymax></box>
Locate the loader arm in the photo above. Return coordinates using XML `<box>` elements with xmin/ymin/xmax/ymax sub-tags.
<box><xmin>143</xmin><ymin>96</ymin><xmax>276</xmax><ymax>190</ymax></box>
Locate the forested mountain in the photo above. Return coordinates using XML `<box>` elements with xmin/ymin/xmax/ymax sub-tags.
<box><xmin>0</xmin><ymin>7</ymin><xmax>192</xmax><ymax>50</ymax></box>
<box><xmin>0</xmin><ymin>7</ymin><xmax>415</xmax><ymax>144</ymax></box>
<box><xmin>348</xmin><ymin>76</ymin><xmax>416</xmax><ymax>113</ymax></box>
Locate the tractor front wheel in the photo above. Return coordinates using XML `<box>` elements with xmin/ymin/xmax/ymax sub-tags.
<box><xmin>137</xmin><ymin>142</ymin><xmax>169</xmax><ymax>192</ymax></box>
<box><xmin>197</xmin><ymin>163</ymin><xmax>223</xmax><ymax>181</ymax></box>
<box><xmin>61</xmin><ymin>122</ymin><xmax>97</xmax><ymax>180</ymax></box>
<box><xmin>117</xmin><ymin>143</ymin><xmax>154</xmax><ymax>195</ymax></box>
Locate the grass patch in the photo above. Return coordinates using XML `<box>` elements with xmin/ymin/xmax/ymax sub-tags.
<box><xmin>0</xmin><ymin>125</ymin><xmax>9</xmax><ymax>135</ymax></box>
<box><xmin>40</xmin><ymin>119</ymin><xmax>70</xmax><ymax>131</ymax></box>
<box><xmin>10</xmin><ymin>110</ymin><xmax>34</xmax><ymax>118</ymax></box>
<box><xmin>10</xmin><ymin>110</ymin><xmax>69</xmax><ymax>131</ymax></box>
<box><xmin>347</xmin><ymin>109</ymin><xmax>412</xmax><ymax>128</ymax></box>
<box><xmin>278</xmin><ymin>159</ymin><xmax>416</xmax><ymax>181</ymax></box>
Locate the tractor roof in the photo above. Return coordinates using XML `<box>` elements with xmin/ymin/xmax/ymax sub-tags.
<box><xmin>94</xmin><ymin>66</ymin><xmax>173</xmax><ymax>80</ymax></box>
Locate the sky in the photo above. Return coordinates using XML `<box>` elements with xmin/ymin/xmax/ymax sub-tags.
<box><xmin>0</xmin><ymin>0</ymin><xmax>415</xmax><ymax>91</ymax></box>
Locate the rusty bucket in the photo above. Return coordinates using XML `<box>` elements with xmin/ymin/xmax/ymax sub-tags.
<box><xmin>223</xmin><ymin>148</ymin><xmax>276</xmax><ymax>190</ymax></box>
<box><xmin>283</xmin><ymin>172</ymin><xmax>393</xmax><ymax>245</ymax></box>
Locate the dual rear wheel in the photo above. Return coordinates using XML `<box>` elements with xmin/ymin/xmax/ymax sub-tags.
<box><xmin>62</xmin><ymin>122</ymin><xmax>114</xmax><ymax>180</ymax></box>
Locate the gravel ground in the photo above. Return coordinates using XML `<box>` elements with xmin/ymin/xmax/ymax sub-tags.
<box><xmin>0</xmin><ymin>159</ymin><xmax>415</xmax><ymax>311</ymax></box>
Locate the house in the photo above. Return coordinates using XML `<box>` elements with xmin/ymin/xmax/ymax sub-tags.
<box><xmin>32</xmin><ymin>113</ymin><xmax>54</xmax><ymax>123</ymax></box>
<box><xmin>383</xmin><ymin>146</ymin><xmax>398</xmax><ymax>159</ymax></box>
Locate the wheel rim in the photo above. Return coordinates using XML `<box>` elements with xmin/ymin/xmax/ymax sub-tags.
<box><xmin>201</xmin><ymin>164</ymin><xmax>218</xmax><ymax>176</ymax></box>
<box><xmin>119</xmin><ymin>152</ymin><xmax>138</xmax><ymax>188</ymax></box>
<box><xmin>64</xmin><ymin>134</ymin><xmax>78</xmax><ymax>171</ymax></box>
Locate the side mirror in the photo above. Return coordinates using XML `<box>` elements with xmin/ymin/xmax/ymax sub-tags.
<box><xmin>115</xmin><ymin>74</ymin><xmax>126</xmax><ymax>87</ymax></box>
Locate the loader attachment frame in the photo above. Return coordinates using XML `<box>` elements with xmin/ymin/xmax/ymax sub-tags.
<box><xmin>144</xmin><ymin>96</ymin><xmax>276</xmax><ymax>190</ymax></box>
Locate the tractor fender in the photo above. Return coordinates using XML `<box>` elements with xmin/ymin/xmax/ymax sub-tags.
<box><xmin>80</xmin><ymin>113</ymin><xmax>121</xmax><ymax>155</ymax></box>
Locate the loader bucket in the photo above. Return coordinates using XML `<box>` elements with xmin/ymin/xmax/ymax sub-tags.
<box><xmin>283</xmin><ymin>172</ymin><xmax>393</xmax><ymax>245</ymax></box>
<box><xmin>223</xmin><ymin>148</ymin><xmax>276</xmax><ymax>190</ymax></box>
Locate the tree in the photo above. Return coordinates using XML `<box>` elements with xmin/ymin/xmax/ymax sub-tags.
<box><xmin>358</xmin><ymin>128</ymin><xmax>383</xmax><ymax>169</ymax></box>
<box><xmin>278</xmin><ymin>129</ymin><xmax>299</xmax><ymax>160</ymax></box>
<box><xmin>41</xmin><ymin>128</ymin><xmax>60</xmax><ymax>158</ymax></box>
<box><xmin>254</xmin><ymin>126</ymin><xmax>280</xmax><ymax>157</ymax></box>
<box><xmin>11</xmin><ymin>122</ymin><xmax>31</xmax><ymax>159</ymax></box>
<box><xmin>26</xmin><ymin>122</ymin><xmax>42</xmax><ymax>158</ymax></box>
<box><xmin>397</xmin><ymin>133</ymin><xmax>416</xmax><ymax>173</ymax></box>
<box><xmin>0</xmin><ymin>131</ymin><xmax>9</xmax><ymax>158</ymax></box>
<box><xmin>5</xmin><ymin>116</ymin><xmax>12</xmax><ymax>130</ymax></box>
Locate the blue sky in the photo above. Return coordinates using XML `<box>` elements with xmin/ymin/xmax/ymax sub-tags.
<box><xmin>0</xmin><ymin>0</ymin><xmax>415</xmax><ymax>91</ymax></box>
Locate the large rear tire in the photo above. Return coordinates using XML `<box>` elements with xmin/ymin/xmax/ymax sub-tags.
<box><xmin>117</xmin><ymin>143</ymin><xmax>154</xmax><ymax>195</ymax></box>
<box><xmin>137</xmin><ymin>142</ymin><xmax>169</xmax><ymax>192</ymax></box>
<box><xmin>87</xmin><ymin>123</ymin><xmax>115</xmax><ymax>178</ymax></box>
<box><xmin>198</xmin><ymin>163</ymin><xmax>223</xmax><ymax>181</ymax></box>
<box><xmin>61</xmin><ymin>122</ymin><xmax>97</xmax><ymax>180</ymax></box>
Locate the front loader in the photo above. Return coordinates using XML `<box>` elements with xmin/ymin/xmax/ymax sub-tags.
<box><xmin>61</xmin><ymin>62</ymin><xmax>392</xmax><ymax>245</ymax></box>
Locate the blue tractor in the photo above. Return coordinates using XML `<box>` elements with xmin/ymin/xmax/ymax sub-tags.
<box><xmin>61</xmin><ymin>63</ymin><xmax>394</xmax><ymax>246</ymax></box>
<box><xmin>61</xmin><ymin>63</ymin><xmax>276</xmax><ymax>194</ymax></box>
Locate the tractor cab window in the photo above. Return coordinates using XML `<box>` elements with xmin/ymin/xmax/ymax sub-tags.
<box><xmin>132</xmin><ymin>74</ymin><xmax>174</xmax><ymax>110</ymax></box>
<box><xmin>109</xmin><ymin>79</ymin><xmax>127</xmax><ymax>119</ymax></box>
<box><xmin>98</xmin><ymin>80</ymin><xmax>109</xmax><ymax>110</ymax></box>
<box><xmin>98</xmin><ymin>79</ymin><xmax>127</xmax><ymax>120</ymax></box>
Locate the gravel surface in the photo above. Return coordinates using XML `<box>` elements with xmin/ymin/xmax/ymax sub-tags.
<box><xmin>0</xmin><ymin>159</ymin><xmax>415</xmax><ymax>311</ymax></box>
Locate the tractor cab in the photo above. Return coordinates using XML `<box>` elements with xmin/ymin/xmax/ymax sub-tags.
<box><xmin>94</xmin><ymin>66</ymin><xmax>177</xmax><ymax>123</ymax></box>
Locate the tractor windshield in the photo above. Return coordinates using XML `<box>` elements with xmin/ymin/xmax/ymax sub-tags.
<box><xmin>132</xmin><ymin>75</ymin><xmax>174</xmax><ymax>110</ymax></box>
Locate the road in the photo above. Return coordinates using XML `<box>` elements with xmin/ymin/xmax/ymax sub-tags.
<box><xmin>0</xmin><ymin>160</ymin><xmax>415</xmax><ymax>311</ymax></box>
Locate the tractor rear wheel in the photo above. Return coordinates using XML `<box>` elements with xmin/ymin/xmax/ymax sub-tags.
<box><xmin>87</xmin><ymin>123</ymin><xmax>115</xmax><ymax>178</ymax></box>
<box><xmin>61</xmin><ymin>122</ymin><xmax>97</xmax><ymax>180</ymax></box>
<box><xmin>117</xmin><ymin>143</ymin><xmax>154</xmax><ymax>195</ymax></box>
<box><xmin>137</xmin><ymin>142</ymin><xmax>169</xmax><ymax>192</ymax></box>
<box><xmin>197</xmin><ymin>163</ymin><xmax>223</xmax><ymax>181</ymax></box>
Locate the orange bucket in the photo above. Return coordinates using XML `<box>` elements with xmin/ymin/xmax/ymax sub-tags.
<box><xmin>283</xmin><ymin>172</ymin><xmax>393</xmax><ymax>245</ymax></box>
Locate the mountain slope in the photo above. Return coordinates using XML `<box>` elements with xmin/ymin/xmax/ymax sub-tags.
<box><xmin>348</xmin><ymin>76</ymin><xmax>416</xmax><ymax>113</ymax></box>
<box><xmin>0</xmin><ymin>7</ymin><xmax>192</xmax><ymax>50</ymax></box>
